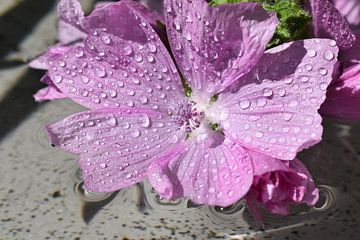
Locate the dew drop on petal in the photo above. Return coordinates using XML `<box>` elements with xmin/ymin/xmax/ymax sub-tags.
<box><xmin>307</xmin><ymin>49</ymin><xmax>317</xmax><ymax>58</ymax></box>
<box><xmin>124</xmin><ymin>46</ymin><xmax>133</xmax><ymax>56</ymax></box>
<box><xmin>54</xmin><ymin>75</ymin><xmax>63</xmax><ymax>83</ymax></box>
<box><xmin>239</xmin><ymin>98</ymin><xmax>251</xmax><ymax>110</ymax></box>
<box><xmin>262</xmin><ymin>88</ymin><xmax>273</xmax><ymax>97</ymax></box>
<box><xmin>324</xmin><ymin>50</ymin><xmax>334</xmax><ymax>61</ymax></box>
<box><xmin>319</xmin><ymin>82</ymin><xmax>328</xmax><ymax>91</ymax></box>
<box><xmin>138</xmin><ymin>114</ymin><xmax>151</xmax><ymax>128</ymax></box>
<box><xmin>318</xmin><ymin>68</ymin><xmax>328</xmax><ymax>76</ymax></box>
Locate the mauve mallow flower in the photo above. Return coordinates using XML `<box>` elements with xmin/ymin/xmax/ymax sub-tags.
<box><xmin>42</xmin><ymin>0</ymin><xmax>338</xmax><ymax>206</ymax></box>
<box><xmin>308</xmin><ymin>0</ymin><xmax>360</xmax><ymax>120</ymax></box>
<box><xmin>245</xmin><ymin>151</ymin><xmax>319</xmax><ymax>219</ymax></box>
<box><xmin>332</xmin><ymin>0</ymin><xmax>360</xmax><ymax>28</ymax></box>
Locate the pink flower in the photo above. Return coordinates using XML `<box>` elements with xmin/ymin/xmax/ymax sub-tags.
<box><xmin>308</xmin><ymin>0</ymin><xmax>360</xmax><ymax>120</ymax></box>
<box><xmin>308</xmin><ymin>0</ymin><xmax>356</xmax><ymax>49</ymax></box>
<box><xmin>332</xmin><ymin>0</ymin><xmax>360</xmax><ymax>28</ymax></box>
<box><xmin>245</xmin><ymin>151</ymin><xmax>319</xmax><ymax>220</ymax></box>
<box><xmin>42</xmin><ymin>0</ymin><xmax>338</xmax><ymax>207</ymax></box>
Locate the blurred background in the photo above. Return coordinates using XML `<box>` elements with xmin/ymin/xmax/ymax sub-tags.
<box><xmin>0</xmin><ymin>0</ymin><xmax>360</xmax><ymax>239</ymax></box>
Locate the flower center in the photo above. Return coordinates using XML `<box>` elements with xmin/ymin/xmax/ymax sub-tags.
<box><xmin>171</xmin><ymin>100</ymin><xmax>205</xmax><ymax>133</ymax></box>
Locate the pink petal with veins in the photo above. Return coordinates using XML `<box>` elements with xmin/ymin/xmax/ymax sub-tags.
<box><xmin>46</xmin><ymin>108</ymin><xmax>185</xmax><ymax>192</ymax></box>
<box><xmin>163</xmin><ymin>0</ymin><xmax>278</xmax><ymax>96</ymax></box>
<box><xmin>215</xmin><ymin>39</ymin><xmax>338</xmax><ymax>160</ymax></box>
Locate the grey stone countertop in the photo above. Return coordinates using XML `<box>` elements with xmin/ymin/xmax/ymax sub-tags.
<box><xmin>0</xmin><ymin>0</ymin><xmax>360</xmax><ymax>239</ymax></box>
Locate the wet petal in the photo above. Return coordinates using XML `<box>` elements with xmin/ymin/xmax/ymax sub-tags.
<box><xmin>247</xmin><ymin>152</ymin><xmax>319</xmax><ymax>215</ymax></box>
<box><xmin>164</xmin><ymin>0</ymin><xmax>278</xmax><ymax>96</ymax></box>
<box><xmin>34</xmin><ymin>86</ymin><xmax>67</xmax><ymax>102</ymax></box>
<box><xmin>320</xmin><ymin>63</ymin><xmax>360</xmax><ymax>120</ymax></box>
<box><xmin>332</xmin><ymin>0</ymin><xmax>360</xmax><ymax>27</ymax></box>
<box><xmin>340</xmin><ymin>33</ymin><xmax>360</xmax><ymax>69</ymax></box>
<box><xmin>83</xmin><ymin>0</ymin><xmax>165</xmax><ymax>39</ymax></box>
<box><xmin>161</xmin><ymin>134</ymin><xmax>253</xmax><ymax>207</ymax></box>
<box><xmin>29</xmin><ymin>45</ymin><xmax>70</xmax><ymax>70</ymax></box>
<box><xmin>47</xmin><ymin>2</ymin><xmax>184</xmax><ymax>111</ymax></box>
<box><xmin>214</xmin><ymin>39</ymin><xmax>339</xmax><ymax>160</ymax></box>
<box><xmin>309</xmin><ymin>0</ymin><xmax>356</xmax><ymax>49</ymax></box>
<box><xmin>46</xmin><ymin>108</ymin><xmax>185</xmax><ymax>192</ymax></box>
<box><xmin>58</xmin><ymin>20</ymin><xmax>87</xmax><ymax>44</ymax></box>
<box><xmin>57</xmin><ymin>0</ymin><xmax>85</xmax><ymax>31</ymax></box>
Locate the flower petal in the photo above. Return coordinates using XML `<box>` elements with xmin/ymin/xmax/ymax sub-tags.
<box><xmin>57</xmin><ymin>0</ymin><xmax>85</xmax><ymax>31</ymax></box>
<box><xmin>46</xmin><ymin>108</ymin><xmax>184</xmax><ymax>192</ymax></box>
<box><xmin>214</xmin><ymin>39</ymin><xmax>339</xmax><ymax>160</ymax></box>
<box><xmin>29</xmin><ymin>46</ymin><xmax>70</xmax><ymax>70</ymax></box>
<box><xmin>34</xmin><ymin>86</ymin><xmax>67</xmax><ymax>102</ymax></box>
<box><xmin>150</xmin><ymin>133</ymin><xmax>254</xmax><ymax>207</ymax></box>
<box><xmin>340</xmin><ymin>33</ymin><xmax>360</xmax><ymax>68</ymax></box>
<box><xmin>320</xmin><ymin>63</ymin><xmax>360</xmax><ymax>120</ymax></box>
<box><xmin>247</xmin><ymin>152</ymin><xmax>319</xmax><ymax>216</ymax></box>
<box><xmin>83</xmin><ymin>0</ymin><xmax>165</xmax><ymax>39</ymax></box>
<box><xmin>163</xmin><ymin>0</ymin><xmax>278</xmax><ymax>96</ymax></box>
<box><xmin>332</xmin><ymin>0</ymin><xmax>360</xmax><ymax>27</ymax></box>
<box><xmin>47</xmin><ymin>2</ymin><xmax>184</xmax><ymax>111</ymax></box>
<box><xmin>58</xmin><ymin>20</ymin><xmax>87</xmax><ymax>44</ymax></box>
<box><xmin>309</xmin><ymin>0</ymin><xmax>356</xmax><ymax>49</ymax></box>
<box><xmin>248</xmin><ymin>150</ymin><xmax>290</xmax><ymax>176</ymax></box>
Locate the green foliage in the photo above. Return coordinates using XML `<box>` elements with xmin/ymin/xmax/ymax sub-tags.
<box><xmin>209</xmin><ymin>0</ymin><xmax>311</xmax><ymax>48</ymax></box>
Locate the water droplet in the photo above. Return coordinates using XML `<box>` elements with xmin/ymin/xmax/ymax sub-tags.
<box><xmin>288</xmin><ymin>100</ymin><xmax>299</xmax><ymax>107</ymax></box>
<box><xmin>319</xmin><ymin>82</ymin><xmax>328</xmax><ymax>91</ymax></box>
<box><xmin>318</xmin><ymin>68</ymin><xmax>328</xmax><ymax>76</ymax></box>
<box><xmin>95</xmin><ymin>67</ymin><xmax>106</xmax><ymax>78</ymax></box>
<box><xmin>284</xmin><ymin>77</ymin><xmax>293</xmax><ymax>84</ymax></box>
<box><xmin>283</xmin><ymin>113</ymin><xmax>293</xmax><ymax>121</ymax></box>
<box><xmin>105</xmin><ymin>115</ymin><xmax>117</xmax><ymax>127</ymax></box>
<box><xmin>148</xmin><ymin>43</ymin><xmax>157</xmax><ymax>53</ymax></box>
<box><xmin>256</xmin><ymin>98</ymin><xmax>267</xmax><ymax>107</ymax></box>
<box><xmin>247</xmin><ymin>115</ymin><xmax>261</xmax><ymax>121</ymax></box>
<box><xmin>58</xmin><ymin>60</ymin><xmax>66</xmax><ymax>67</ymax></box>
<box><xmin>124</xmin><ymin>46</ymin><xmax>133</xmax><ymax>56</ymax></box>
<box><xmin>306</xmin><ymin>87</ymin><xmax>314</xmax><ymax>93</ymax></box>
<box><xmin>109</xmin><ymin>90</ymin><xmax>117</xmax><ymax>98</ymax></box>
<box><xmin>81</xmin><ymin>76</ymin><xmax>90</xmax><ymax>84</ymax></box>
<box><xmin>132</xmin><ymin>130</ymin><xmax>141</xmax><ymax>138</ymax></box>
<box><xmin>279</xmin><ymin>88</ymin><xmax>286</xmax><ymax>97</ymax></box>
<box><xmin>139</xmin><ymin>96</ymin><xmax>149</xmax><ymax>104</ymax></box>
<box><xmin>305</xmin><ymin>64</ymin><xmax>313</xmax><ymax>71</ymax></box>
<box><xmin>307</xmin><ymin>49</ymin><xmax>317</xmax><ymax>58</ymax></box>
<box><xmin>54</xmin><ymin>75</ymin><xmax>63</xmax><ymax>83</ymax></box>
<box><xmin>75</xmin><ymin>49</ymin><xmax>84</xmax><ymax>57</ymax></box>
<box><xmin>239</xmin><ymin>98</ymin><xmax>251</xmax><ymax>110</ymax></box>
<box><xmin>299</xmin><ymin>75</ymin><xmax>310</xmax><ymax>83</ymax></box>
<box><xmin>101</xmin><ymin>35</ymin><xmax>111</xmax><ymax>44</ymax></box>
<box><xmin>329</xmin><ymin>40</ymin><xmax>337</xmax><ymax>47</ymax></box>
<box><xmin>127</xmin><ymin>100</ymin><xmax>134</xmax><ymax>107</ymax></box>
<box><xmin>138</xmin><ymin>114</ymin><xmax>151</xmax><ymax>128</ymax></box>
<box><xmin>324</xmin><ymin>50</ymin><xmax>334</xmax><ymax>61</ymax></box>
<box><xmin>134</xmin><ymin>54</ymin><xmax>143</xmax><ymax>62</ymax></box>
<box><xmin>123</xmin><ymin>122</ymin><xmax>130</xmax><ymax>129</ymax></box>
<box><xmin>184</xmin><ymin>31</ymin><xmax>192</xmax><ymax>41</ymax></box>
<box><xmin>174</xmin><ymin>21</ymin><xmax>181</xmax><ymax>31</ymax></box>
<box><xmin>255</xmin><ymin>131</ymin><xmax>264</xmax><ymax>138</ymax></box>
<box><xmin>99</xmin><ymin>163</ymin><xmax>107</xmax><ymax>169</ymax></box>
<box><xmin>147</xmin><ymin>54</ymin><xmax>155</xmax><ymax>63</ymax></box>
<box><xmin>263</xmin><ymin>88</ymin><xmax>273</xmax><ymax>97</ymax></box>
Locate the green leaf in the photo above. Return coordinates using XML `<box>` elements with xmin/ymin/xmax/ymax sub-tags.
<box><xmin>209</xmin><ymin>0</ymin><xmax>312</xmax><ymax>48</ymax></box>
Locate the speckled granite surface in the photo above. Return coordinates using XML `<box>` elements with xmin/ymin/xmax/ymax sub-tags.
<box><xmin>1</xmin><ymin>1</ymin><xmax>360</xmax><ymax>239</ymax></box>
